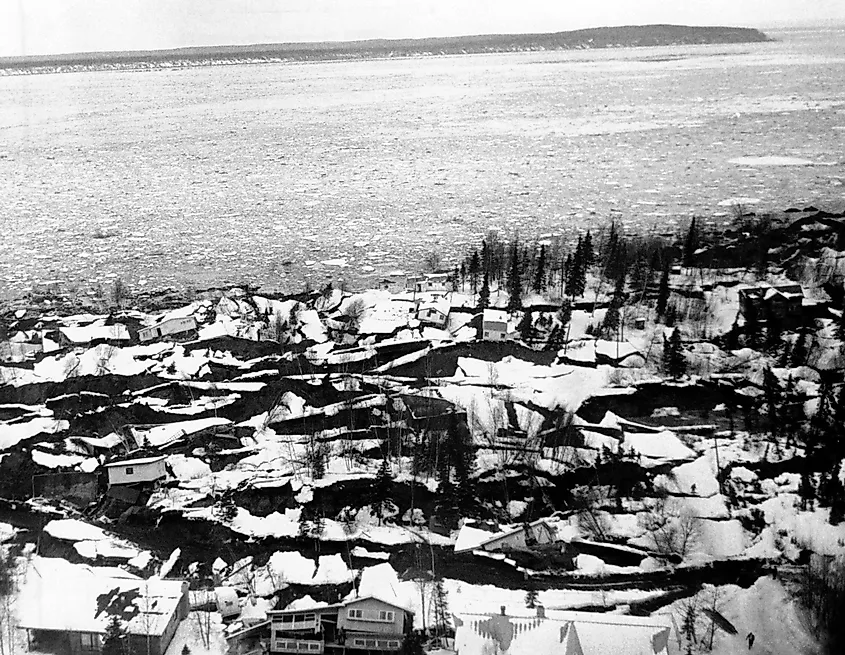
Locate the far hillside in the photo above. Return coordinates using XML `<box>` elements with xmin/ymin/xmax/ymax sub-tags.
<box><xmin>0</xmin><ymin>24</ymin><xmax>772</xmax><ymax>75</ymax></box>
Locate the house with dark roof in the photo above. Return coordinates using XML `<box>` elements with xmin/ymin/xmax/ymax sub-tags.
<box><xmin>738</xmin><ymin>283</ymin><xmax>804</xmax><ymax>328</ymax></box>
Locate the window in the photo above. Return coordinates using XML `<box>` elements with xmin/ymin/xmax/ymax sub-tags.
<box><xmin>125</xmin><ymin>467</ymin><xmax>134</xmax><ymax>475</ymax></box>
<box><xmin>484</xmin><ymin>331</ymin><xmax>489</xmax><ymax>337</ymax></box>
<box><xmin>80</xmin><ymin>633</ymin><xmax>100</xmax><ymax>651</ymax></box>
<box><xmin>387</xmin><ymin>641</ymin><xmax>401</xmax><ymax>649</ymax></box>
<box><xmin>378</xmin><ymin>611</ymin><xmax>395</xmax><ymax>622</ymax></box>
<box><xmin>347</xmin><ymin>609</ymin><xmax>364</xmax><ymax>619</ymax></box>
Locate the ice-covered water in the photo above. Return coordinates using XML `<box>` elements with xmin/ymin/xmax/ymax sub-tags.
<box><xmin>1</xmin><ymin>28</ymin><xmax>844</xmax><ymax>298</ymax></box>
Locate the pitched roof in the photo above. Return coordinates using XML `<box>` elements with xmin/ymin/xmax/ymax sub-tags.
<box><xmin>17</xmin><ymin>557</ymin><xmax>186</xmax><ymax>637</ymax></box>
<box><xmin>482</xmin><ymin>309</ymin><xmax>509</xmax><ymax>324</ymax></box>
<box><xmin>454</xmin><ymin>610</ymin><xmax>673</xmax><ymax>655</ymax></box>
<box><xmin>103</xmin><ymin>455</ymin><xmax>167</xmax><ymax>468</ymax></box>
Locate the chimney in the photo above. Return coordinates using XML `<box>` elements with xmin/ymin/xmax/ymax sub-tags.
<box><xmin>500</xmin><ymin>606</ymin><xmax>506</xmax><ymax>616</ymax></box>
<box><xmin>536</xmin><ymin>605</ymin><xmax>545</xmax><ymax>619</ymax></box>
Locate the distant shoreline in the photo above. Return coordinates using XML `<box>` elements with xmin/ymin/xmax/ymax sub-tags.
<box><xmin>0</xmin><ymin>24</ymin><xmax>771</xmax><ymax>76</ymax></box>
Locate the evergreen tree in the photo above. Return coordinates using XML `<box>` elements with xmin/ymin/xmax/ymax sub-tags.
<box><xmin>546</xmin><ymin>325</ymin><xmax>563</xmax><ymax>352</ymax></box>
<box><xmin>602</xmin><ymin>221</ymin><xmax>619</xmax><ymax>278</ymax></box>
<box><xmin>762</xmin><ymin>367</ymin><xmax>782</xmax><ymax>436</ymax></box>
<box><xmin>744</xmin><ymin>300</ymin><xmax>761</xmax><ymax>348</ymax></box>
<box><xmin>799</xmin><ymin>472</ymin><xmax>815</xmax><ymax>511</ymax></box>
<box><xmin>432</xmin><ymin>579</ymin><xmax>450</xmax><ymax>638</ymax></box>
<box><xmin>765</xmin><ymin>306</ymin><xmax>782</xmax><ymax>350</ymax></box>
<box><xmin>601</xmin><ymin>302</ymin><xmax>621</xmax><ymax>339</ymax></box>
<box><xmin>519</xmin><ymin>308</ymin><xmax>534</xmax><ymax>343</ymax></box>
<box><xmin>583</xmin><ymin>231</ymin><xmax>594</xmax><ymax>267</ymax></box>
<box><xmin>656</xmin><ymin>264</ymin><xmax>671</xmax><ymax>319</ymax></box>
<box><xmin>507</xmin><ymin>242</ymin><xmax>523</xmax><ymax>311</ymax></box>
<box><xmin>372</xmin><ymin>458</ymin><xmax>394</xmax><ymax>523</ymax></box>
<box><xmin>477</xmin><ymin>272</ymin><xmax>490</xmax><ymax>310</ymax></box>
<box><xmin>214</xmin><ymin>490</ymin><xmax>238</xmax><ymax>522</ymax></box>
<box><xmin>664</xmin><ymin>328</ymin><xmax>687</xmax><ymax>379</ymax></box>
<box><xmin>468</xmin><ymin>251</ymin><xmax>480</xmax><ymax>294</ymax></box>
<box><xmin>828</xmin><ymin>461</ymin><xmax>845</xmax><ymax>525</ymax></box>
<box><xmin>525</xmin><ymin>586</ymin><xmax>539</xmax><ymax>609</ymax></box>
<box><xmin>682</xmin><ymin>217</ymin><xmax>699</xmax><ymax>267</ymax></box>
<box><xmin>563</xmin><ymin>253</ymin><xmax>573</xmax><ymax>287</ymax></box>
<box><xmin>792</xmin><ymin>326</ymin><xmax>808</xmax><ymax>367</ymax></box>
<box><xmin>533</xmin><ymin>245</ymin><xmax>547</xmax><ymax>293</ymax></box>
<box><xmin>568</xmin><ymin>238</ymin><xmax>586</xmax><ymax>299</ymax></box>
<box><xmin>554</xmin><ymin>298</ymin><xmax>573</xmax><ymax>353</ymax></box>
<box><xmin>481</xmin><ymin>240</ymin><xmax>491</xmax><ymax>276</ymax></box>
<box><xmin>102</xmin><ymin>616</ymin><xmax>127</xmax><ymax>655</ymax></box>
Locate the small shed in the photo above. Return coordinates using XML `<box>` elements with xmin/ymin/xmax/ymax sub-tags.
<box><xmin>103</xmin><ymin>455</ymin><xmax>169</xmax><ymax>487</ymax></box>
<box><xmin>216</xmin><ymin>586</ymin><xmax>240</xmax><ymax>619</ymax></box>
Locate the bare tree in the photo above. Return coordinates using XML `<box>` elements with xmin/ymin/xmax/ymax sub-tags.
<box><xmin>639</xmin><ymin>497</ymin><xmax>701</xmax><ymax>558</ymax></box>
<box><xmin>571</xmin><ymin>485</ymin><xmax>612</xmax><ymax>542</ymax></box>
<box><xmin>342</xmin><ymin>298</ymin><xmax>368</xmax><ymax>333</ymax></box>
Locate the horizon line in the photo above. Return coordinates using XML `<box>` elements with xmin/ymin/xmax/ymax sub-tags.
<box><xmin>0</xmin><ymin>23</ymin><xmax>786</xmax><ymax>63</ymax></box>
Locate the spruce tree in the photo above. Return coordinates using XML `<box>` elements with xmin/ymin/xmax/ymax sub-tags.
<box><xmin>744</xmin><ymin>299</ymin><xmax>761</xmax><ymax>348</ymax></box>
<box><xmin>665</xmin><ymin>328</ymin><xmax>686</xmax><ymax>379</ymax></box>
<box><xmin>603</xmin><ymin>221</ymin><xmax>619</xmax><ymax>278</ymax></box>
<box><xmin>432</xmin><ymin>580</ymin><xmax>450</xmax><ymax>639</ymax></box>
<box><xmin>468</xmin><ymin>251</ymin><xmax>480</xmax><ymax>294</ymax></box>
<box><xmin>507</xmin><ymin>242</ymin><xmax>523</xmax><ymax>311</ymax></box>
<box><xmin>525</xmin><ymin>586</ymin><xmax>539</xmax><ymax>609</ymax></box>
<box><xmin>477</xmin><ymin>272</ymin><xmax>490</xmax><ymax>310</ymax></box>
<box><xmin>762</xmin><ymin>367</ymin><xmax>781</xmax><ymax>437</ymax></box>
<box><xmin>682</xmin><ymin>217</ymin><xmax>699</xmax><ymax>267</ymax></box>
<box><xmin>519</xmin><ymin>308</ymin><xmax>534</xmax><ymax>343</ymax></box>
<box><xmin>656</xmin><ymin>264</ymin><xmax>671</xmax><ymax>319</ymax></box>
<box><xmin>102</xmin><ymin>616</ymin><xmax>127</xmax><ymax>655</ymax></box>
<box><xmin>568</xmin><ymin>238</ymin><xmax>586</xmax><ymax>299</ymax></box>
<box><xmin>533</xmin><ymin>245</ymin><xmax>547</xmax><ymax>293</ymax></box>
<box><xmin>583</xmin><ymin>231</ymin><xmax>594</xmax><ymax>267</ymax></box>
<box><xmin>372</xmin><ymin>458</ymin><xmax>394</xmax><ymax>523</ymax></box>
<box><xmin>828</xmin><ymin>461</ymin><xmax>845</xmax><ymax>525</ymax></box>
<box><xmin>792</xmin><ymin>326</ymin><xmax>808</xmax><ymax>367</ymax></box>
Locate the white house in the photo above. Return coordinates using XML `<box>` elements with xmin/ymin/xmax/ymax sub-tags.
<box><xmin>453</xmin><ymin>606</ymin><xmax>675</xmax><ymax>655</ymax></box>
<box><xmin>17</xmin><ymin>556</ymin><xmax>189</xmax><ymax>655</ymax></box>
<box><xmin>482</xmin><ymin>309</ymin><xmax>509</xmax><ymax>341</ymax></box>
<box><xmin>454</xmin><ymin>518</ymin><xmax>558</xmax><ymax>554</ymax></box>
<box><xmin>417</xmin><ymin>298</ymin><xmax>450</xmax><ymax>328</ymax></box>
<box><xmin>103</xmin><ymin>455</ymin><xmax>170</xmax><ymax>487</ymax></box>
<box><xmin>138</xmin><ymin>316</ymin><xmax>198</xmax><ymax>343</ymax></box>
<box><xmin>407</xmin><ymin>273</ymin><xmax>450</xmax><ymax>294</ymax></box>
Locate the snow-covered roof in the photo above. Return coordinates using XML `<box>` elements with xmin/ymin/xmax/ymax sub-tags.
<box><xmin>17</xmin><ymin>557</ymin><xmax>187</xmax><ymax>637</ymax></box>
<box><xmin>454</xmin><ymin>609</ymin><xmax>673</xmax><ymax>655</ymax></box>
<box><xmin>482</xmin><ymin>309</ymin><xmax>509</xmax><ymax>324</ymax></box>
<box><xmin>103</xmin><ymin>455</ymin><xmax>167</xmax><ymax>468</ymax></box>
<box><xmin>59</xmin><ymin>324</ymin><xmax>130</xmax><ymax>343</ymax></box>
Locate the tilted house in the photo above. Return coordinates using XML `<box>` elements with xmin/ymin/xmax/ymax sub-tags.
<box><xmin>103</xmin><ymin>455</ymin><xmax>171</xmax><ymax>488</ymax></box>
<box><xmin>455</xmin><ymin>518</ymin><xmax>558</xmax><ymax>554</ymax></box>
<box><xmin>453</xmin><ymin>606</ymin><xmax>675</xmax><ymax>655</ymax></box>
<box><xmin>267</xmin><ymin>596</ymin><xmax>412</xmax><ymax>655</ymax></box>
<box><xmin>17</xmin><ymin>557</ymin><xmax>189</xmax><ymax>655</ymax></box>
<box><xmin>416</xmin><ymin>298</ymin><xmax>450</xmax><ymax>329</ymax></box>
<box><xmin>738</xmin><ymin>283</ymin><xmax>804</xmax><ymax>328</ymax></box>
<box><xmin>481</xmin><ymin>309</ymin><xmax>509</xmax><ymax>341</ymax></box>
<box><xmin>138</xmin><ymin>316</ymin><xmax>198</xmax><ymax>343</ymax></box>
